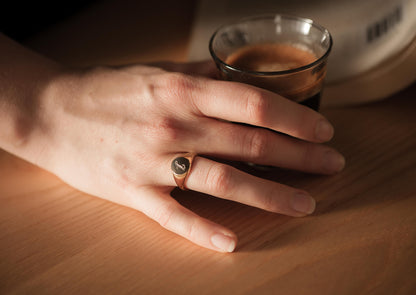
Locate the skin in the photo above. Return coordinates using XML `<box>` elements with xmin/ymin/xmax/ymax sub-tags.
<box><xmin>0</xmin><ymin>34</ymin><xmax>345</xmax><ymax>252</ymax></box>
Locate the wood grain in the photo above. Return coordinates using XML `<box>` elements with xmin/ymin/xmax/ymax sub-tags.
<box><xmin>1</xmin><ymin>1</ymin><xmax>416</xmax><ymax>293</ymax></box>
<box><xmin>1</xmin><ymin>85</ymin><xmax>415</xmax><ymax>294</ymax></box>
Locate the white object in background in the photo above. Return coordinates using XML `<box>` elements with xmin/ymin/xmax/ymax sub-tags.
<box><xmin>189</xmin><ymin>0</ymin><xmax>416</xmax><ymax>106</ymax></box>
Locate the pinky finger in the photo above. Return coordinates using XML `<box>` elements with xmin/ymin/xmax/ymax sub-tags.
<box><xmin>132</xmin><ymin>187</ymin><xmax>237</xmax><ymax>253</ymax></box>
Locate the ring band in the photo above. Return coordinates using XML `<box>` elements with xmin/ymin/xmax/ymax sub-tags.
<box><xmin>171</xmin><ymin>153</ymin><xmax>196</xmax><ymax>190</ymax></box>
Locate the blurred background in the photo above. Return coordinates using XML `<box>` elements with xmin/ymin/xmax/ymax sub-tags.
<box><xmin>2</xmin><ymin>0</ymin><xmax>415</xmax><ymax>107</ymax></box>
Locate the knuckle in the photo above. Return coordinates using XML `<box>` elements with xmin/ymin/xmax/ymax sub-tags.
<box><xmin>245</xmin><ymin>129</ymin><xmax>269</xmax><ymax>160</ymax></box>
<box><xmin>155</xmin><ymin>72</ymin><xmax>200</xmax><ymax>111</ymax></box>
<box><xmin>205</xmin><ymin>163</ymin><xmax>235</xmax><ymax>197</ymax></box>
<box><xmin>153</xmin><ymin>202</ymin><xmax>176</xmax><ymax>229</ymax></box>
<box><xmin>166</xmin><ymin>72</ymin><xmax>188</xmax><ymax>88</ymax></box>
<box><xmin>155</xmin><ymin>117</ymin><xmax>181</xmax><ymax>142</ymax></box>
<box><xmin>300</xmin><ymin>143</ymin><xmax>316</xmax><ymax>169</ymax></box>
<box><xmin>144</xmin><ymin>117</ymin><xmax>182</xmax><ymax>146</ymax></box>
<box><xmin>261</xmin><ymin>186</ymin><xmax>284</xmax><ymax>213</ymax></box>
<box><xmin>262</xmin><ymin>192</ymin><xmax>276</xmax><ymax>211</ymax></box>
<box><xmin>160</xmin><ymin>72</ymin><xmax>195</xmax><ymax>99</ymax></box>
<box><xmin>244</xmin><ymin>90</ymin><xmax>270</xmax><ymax>125</ymax></box>
<box><xmin>184</xmin><ymin>218</ymin><xmax>199</xmax><ymax>241</ymax></box>
<box><xmin>151</xmin><ymin>201</ymin><xmax>200</xmax><ymax>241</ymax></box>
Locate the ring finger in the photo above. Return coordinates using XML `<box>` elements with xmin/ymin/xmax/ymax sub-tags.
<box><xmin>174</xmin><ymin>155</ymin><xmax>316</xmax><ymax>217</ymax></box>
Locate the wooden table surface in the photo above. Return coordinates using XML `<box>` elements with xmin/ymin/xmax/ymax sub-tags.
<box><xmin>1</xmin><ymin>1</ymin><xmax>416</xmax><ymax>294</ymax></box>
<box><xmin>2</xmin><ymin>83</ymin><xmax>416</xmax><ymax>295</ymax></box>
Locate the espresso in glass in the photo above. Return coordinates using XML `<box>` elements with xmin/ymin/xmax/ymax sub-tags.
<box><xmin>209</xmin><ymin>15</ymin><xmax>332</xmax><ymax>111</ymax></box>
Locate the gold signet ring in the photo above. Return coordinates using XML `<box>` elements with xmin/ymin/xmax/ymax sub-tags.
<box><xmin>171</xmin><ymin>153</ymin><xmax>196</xmax><ymax>190</ymax></box>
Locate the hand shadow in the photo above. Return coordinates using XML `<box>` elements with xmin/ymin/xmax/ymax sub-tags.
<box><xmin>171</xmin><ymin>163</ymin><xmax>328</xmax><ymax>252</ymax></box>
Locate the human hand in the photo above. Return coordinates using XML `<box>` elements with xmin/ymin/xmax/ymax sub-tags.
<box><xmin>36</xmin><ymin>61</ymin><xmax>345</xmax><ymax>252</ymax></box>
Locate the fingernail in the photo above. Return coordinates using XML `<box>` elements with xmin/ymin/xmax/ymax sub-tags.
<box><xmin>291</xmin><ymin>192</ymin><xmax>316</xmax><ymax>214</ymax></box>
<box><xmin>323</xmin><ymin>150</ymin><xmax>346</xmax><ymax>173</ymax></box>
<box><xmin>315</xmin><ymin>119</ymin><xmax>334</xmax><ymax>142</ymax></box>
<box><xmin>211</xmin><ymin>233</ymin><xmax>236</xmax><ymax>253</ymax></box>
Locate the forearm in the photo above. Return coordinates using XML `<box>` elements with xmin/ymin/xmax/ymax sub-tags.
<box><xmin>0</xmin><ymin>33</ymin><xmax>62</xmax><ymax>164</ymax></box>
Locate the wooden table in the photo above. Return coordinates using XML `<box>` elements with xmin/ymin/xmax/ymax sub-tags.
<box><xmin>1</xmin><ymin>2</ymin><xmax>416</xmax><ymax>294</ymax></box>
<box><xmin>2</xmin><ymin>83</ymin><xmax>416</xmax><ymax>294</ymax></box>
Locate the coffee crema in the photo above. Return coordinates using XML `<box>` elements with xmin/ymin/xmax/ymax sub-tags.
<box><xmin>223</xmin><ymin>43</ymin><xmax>326</xmax><ymax>110</ymax></box>
<box><xmin>225</xmin><ymin>43</ymin><xmax>316</xmax><ymax>72</ymax></box>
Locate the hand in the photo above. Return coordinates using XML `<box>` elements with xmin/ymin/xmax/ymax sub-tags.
<box><xmin>35</xmin><ymin>61</ymin><xmax>345</xmax><ymax>252</ymax></box>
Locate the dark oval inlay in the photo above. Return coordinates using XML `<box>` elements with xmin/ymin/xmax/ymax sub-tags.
<box><xmin>171</xmin><ymin>157</ymin><xmax>190</xmax><ymax>175</ymax></box>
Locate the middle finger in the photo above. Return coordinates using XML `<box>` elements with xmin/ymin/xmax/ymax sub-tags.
<box><xmin>187</xmin><ymin>119</ymin><xmax>345</xmax><ymax>175</ymax></box>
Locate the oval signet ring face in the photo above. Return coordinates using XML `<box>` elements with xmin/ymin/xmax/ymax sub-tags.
<box><xmin>171</xmin><ymin>153</ymin><xmax>196</xmax><ymax>190</ymax></box>
<box><xmin>171</xmin><ymin>156</ymin><xmax>190</xmax><ymax>176</ymax></box>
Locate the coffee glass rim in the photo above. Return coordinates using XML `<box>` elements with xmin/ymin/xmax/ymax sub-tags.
<box><xmin>209</xmin><ymin>14</ymin><xmax>333</xmax><ymax>76</ymax></box>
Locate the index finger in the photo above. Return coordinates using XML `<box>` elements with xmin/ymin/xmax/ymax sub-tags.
<box><xmin>192</xmin><ymin>79</ymin><xmax>334</xmax><ymax>143</ymax></box>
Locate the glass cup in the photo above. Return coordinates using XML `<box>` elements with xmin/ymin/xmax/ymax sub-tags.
<box><xmin>209</xmin><ymin>14</ymin><xmax>333</xmax><ymax>111</ymax></box>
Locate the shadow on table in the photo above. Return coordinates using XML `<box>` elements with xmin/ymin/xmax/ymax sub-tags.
<box><xmin>172</xmin><ymin>84</ymin><xmax>416</xmax><ymax>252</ymax></box>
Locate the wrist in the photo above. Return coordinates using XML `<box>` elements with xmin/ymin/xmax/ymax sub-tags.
<box><xmin>0</xmin><ymin>34</ymin><xmax>65</xmax><ymax>167</ymax></box>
